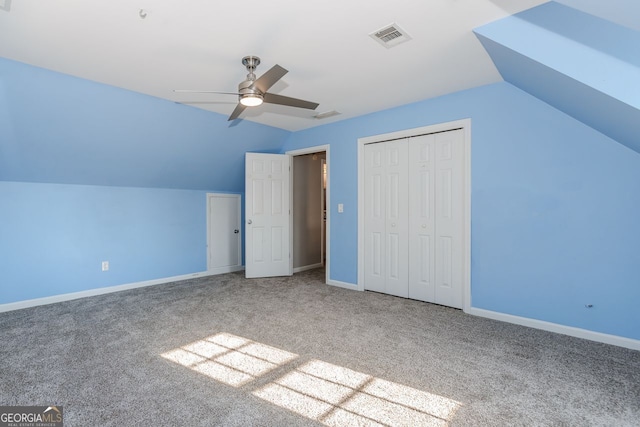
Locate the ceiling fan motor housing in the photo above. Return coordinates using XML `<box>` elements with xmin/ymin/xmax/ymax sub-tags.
<box><xmin>238</xmin><ymin>79</ymin><xmax>264</xmax><ymax>106</ymax></box>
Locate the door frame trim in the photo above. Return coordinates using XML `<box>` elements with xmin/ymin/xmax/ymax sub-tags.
<box><xmin>206</xmin><ymin>192</ymin><xmax>243</xmax><ymax>274</ymax></box>
<box><xmin>357</xmin><ymin>119</ymin><xmax>471</xmax><ymax>311</ymax></box>
<box><xmin>286</xmin><ymin>144</ymin><xmax>330</xmax><ymax>285</ymax></box>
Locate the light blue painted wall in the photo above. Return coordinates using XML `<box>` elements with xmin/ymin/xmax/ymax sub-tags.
<box><xmin>555</xmin><ymin>0</ymin><xmax>640</xmax><ymax>31</ymax></box>
<box><xmin>282</xmin><ymin>82</ymin><xmax>640</xmax><ymax>340</ymax></box>
<box><xmin>0</xmin><ymin>57</ymin><xmax>288</xmax><ymax>190</ymax></box>
<box><xmin>474</xmin><ymin>1</ymin><xmax>640</xmax><ymax>154</ymax></box>
<box><xmin>2</xmin><ymin>54</ymin><xmax>640</xmax><ymax>341</ymax></box>
<box><xmin>0</xmin><ymin>182</ymin><xmax>213</xmax><ymax>304</ymax></box>
<box><xmin>476</xmin><ymin>2</ymin><xmax>640</xmax><ymax>102</ymax></box>
<box><xmin>0</xmin><ymin>57</ymin><xmax>288</xmax><ymax>304</ymax></box>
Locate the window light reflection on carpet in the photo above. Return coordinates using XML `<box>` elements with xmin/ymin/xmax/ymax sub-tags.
<box><xmin>161</xmin><ymin>333</ymin><xmax>462</xmax><ymax>425</ymax></box>
<box><xmin>161</xmin><ymin>332</ymin><xmax>298</xmax><ymax>387</ymax></box>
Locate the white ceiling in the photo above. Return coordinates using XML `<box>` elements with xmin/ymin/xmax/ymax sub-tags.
<box><xmin>0</xmin><ymin>0</ymin><xmax>550</xmax><ymax>131</ymax></box>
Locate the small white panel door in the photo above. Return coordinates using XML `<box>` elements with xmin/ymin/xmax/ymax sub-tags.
<box><xmin>245</xmin><ymin>153</ymin><xmax>292</xmax><ymax>278</ymax></box>
<box><xmin>207</xmin><ymin>194</ymin><xmax>242</xmax><ymax>272</ymax></box>
<box><xmin>408</xmin><ymin>135</ymin><xmax>436</xmax><ymax>302</ymax></box>
<box><xmin>434</xmin><ymin>129</ymin><xmax>464</xmax><ymax>308</ymax></box>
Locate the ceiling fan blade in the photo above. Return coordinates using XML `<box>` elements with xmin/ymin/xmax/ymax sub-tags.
<box><xmin>175</xmin><ymin>101</ymin><xmax>238</xmax><ymax>105</ymax></box>
<box><xmin>228</xmin><ymin>103</ymin><xmax>247</xmax><ymax>121</ymax></box>
<box><xmin>252</xmin><ymin>65</ymin><xmax>288</xmax><ymax>93</ymax></box>
<box><xmin>263</xmin><ymin>93</ymin><xmax>319</xmax><ymax>110</ymax></box>
<box><xmin>173</xmin><ymin>90</ymin><xmax>240</xmax><ymax>95</ymax></box>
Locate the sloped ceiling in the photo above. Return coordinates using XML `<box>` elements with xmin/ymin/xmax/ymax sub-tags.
<box><xmin>0</xmin><ymin>57</ymin><xmax>289</xmax><ymax>190</ymax></box>
<box><xmin>1</xmin><ymin>1</ymin><xmax>638</xmax><ymax>191</ymax></box>
<box><xmin>554</xmin><ymin>0</ymin><xmax>640</xmax><ymax>31</ymax></box>
<box><xmin>0</xmin><ymin>0</ymin><xmax>547</xmax><ymax>132</ymax></box>
<box><xmin>474</xmin><ymin>1</ymin><xmax>640</xmax><ymax>153</ymax></box>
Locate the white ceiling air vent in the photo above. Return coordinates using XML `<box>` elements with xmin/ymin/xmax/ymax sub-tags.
<box><xmin>369</xmin><ymin>23</ymin><xmax>412</xmax><ymax>48</ymax></box>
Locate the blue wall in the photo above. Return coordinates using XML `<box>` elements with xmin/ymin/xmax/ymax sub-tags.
<box><xmin>0</xmin><ymin>57</ymin><xmax>288</xmax><ymax>304</ymax></box>
<box><xmin>2</xmin><ymin>56</ymin><xmax>640</xmax><ymax>341</ymax></box>
<box><xmin>283</xmin><ymin>82</ymin><xmax>640</xmax><ymax>340</ymax></box>
<box><xmin>0</xmin><ymin>57</ymin><xmax>288</xmax><ymax>190</ymax></box>
<box><xmin>474</xmin><ymin>2</ymin><xmax>640</xmax><ymax>154</ymax></box>
<box><xmin>0</xmin><ymin>182</ymin><xmax>210</xmax><ymax>303</ymax></box>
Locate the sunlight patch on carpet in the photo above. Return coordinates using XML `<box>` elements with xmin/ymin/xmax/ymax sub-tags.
<box><xmin>253</xmin><ymin>359</ymin><xmax>461</xmax><ymax>426</ymax></box>
<box><xmin>161</xmin><ymin>333</ymin><xmax>461</xmax><ymax>425</ymax></box>
<box><xmin>161</xmin><ymin>332</ymin><xmax>298</xmax><ymax>387</ymax></box>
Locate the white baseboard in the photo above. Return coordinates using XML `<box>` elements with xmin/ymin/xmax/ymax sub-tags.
<box><xmin>6</xmin><ymin>270</ymin><xmax>636</xmax><ymax>351</ymax></box>
<box><xmin>0</xmin><ymin>268</ymin><xmax>244</xmax><ymax>314</ymax></box>
<box><xmin>293</xmin><ymin>263</ymin><xmax>324</xmax><ymax>273</ymax></box>
<box><xmin>327</xmin><ymin>279</ymin><xmax>359</xmax><ymax>291</ymax></box>
<box><xmin>466</xmin><ymin>306</ymin><xmax>640</xmax><ymax>351</ymax></box>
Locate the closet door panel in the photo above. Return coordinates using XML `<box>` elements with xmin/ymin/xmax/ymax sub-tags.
<box><xmin>364</xmin><ymin>127</ymin><xmax>466</xmax><ymax>309</ymax></box>
<box><xmin>408</xmin><ymin>135</ymin><xmax>436</xmax><ymax>302</ymax></box>
<box><xmin>364</xmin><ymin>143</ymin><xmax>386</xmax><ymax>293</ymax></box>
<box><xmin>384</xmin><ymin>140</ymin><xmax>409</xmax><ymax>298</ymax></box>
<box><xmin>434</xmin><ymin>129</ymin><xmax>464</xmax><ymax>308</ymax></box>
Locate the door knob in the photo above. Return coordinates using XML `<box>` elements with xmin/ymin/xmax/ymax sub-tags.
<box><xmin>247</xmin><ymin>219</ymin><xmax>252</xmax><ymax>224</ymax></box>
<box><xmin>234</xmin><ymin>229</ymin><xmax>239</xmax><ymax>234</ymax></box>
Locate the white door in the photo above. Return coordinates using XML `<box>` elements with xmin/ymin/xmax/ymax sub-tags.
<box><xmin>384</xmin><ymin>140</ymin><xmax>409</xmax><ymax>297</ymax></box>
<box><xmin>363</xmin><ymin>128</ymin><xmax>466</xmax><ymax>309</ymax></box>
<box><xmin>207</xmin><ymin>193</ymin><xmax>242</xmax><ymax>273</ymax></box>
<box><xmin>363</xmin><ymin>140</ymin><xmax>409</xmax><ymax>297</ymax></box>
<box><xmin>364</xmin><ymin>142</ymin><xmax>386</xmax><ymax>293</ymax></box>
<box><xmin>407</xmin><ymin>129</ymin><xmax>464</xmax><ymax>308</ymax></box>
<box><xmin>245</xmin><ymin>153</ymin><xmax>292</xmax><ymax>278</ymax></box>
<box><xmin>408</xmin><ymin>134</ymin><xmax>436</xmax><ymax>302</ymax></box>
<box><xmin>433</xmin><ymin>129</ymin><xmax>464</xmax><ymax>308</ymax></box>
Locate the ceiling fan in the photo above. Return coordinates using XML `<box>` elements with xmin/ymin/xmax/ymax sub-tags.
<box><xmin>174</xmin><ymin>56</ymin><xmax>319</xmax><ymax>121</ymax></box>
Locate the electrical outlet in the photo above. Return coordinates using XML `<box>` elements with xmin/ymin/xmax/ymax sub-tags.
<box><xmin>338</xmin><ymin>203</ymin><xmax>344</xmax><ymax>213</ymax></box>
<box><xmin>102</xmin><ymin>261</ymin><xmax>109</xmax><ymax>271</ymax></box>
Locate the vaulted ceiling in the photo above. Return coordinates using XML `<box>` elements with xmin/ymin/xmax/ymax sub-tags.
<box><xmin>475</xmin><ymin>1</ymin><xmax>640</xmax><ymax>154</ymax></box>
<box><xmin>0</xmin><ymin>0</ymin><xmax>637</xmax><ymax>145</ymax></box>
<box><xmin>0</xmin><ymin>0</ymin><xmax>551</xmax><ymax>131</ymax></box>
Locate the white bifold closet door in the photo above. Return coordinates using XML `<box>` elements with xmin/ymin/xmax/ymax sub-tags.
<box><xmin>363</xmin><ymin>140</ymin><xmax>409</xmax><ymax>297</ymax></box>
<box><xmin>364</xmin><ymin>129</ymin><xmax>465</xmax><ymax>308</ymax></box>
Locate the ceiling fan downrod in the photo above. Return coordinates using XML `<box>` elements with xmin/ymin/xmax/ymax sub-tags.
<box><xmin>242</xmin><ymin>56</ymin><xmax>260</xmax><ymax>81</ymax></box>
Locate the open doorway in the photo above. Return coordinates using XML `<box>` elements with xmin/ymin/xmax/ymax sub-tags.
<box><xmin>287</xmin><ymin>145</ymin><xmax>330</xmax><ymax>284</ymax></box>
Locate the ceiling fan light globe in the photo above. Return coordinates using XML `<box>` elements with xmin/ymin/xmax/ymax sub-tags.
<box><xmin>240</xmin><ymin>94</ymin><xmax>264</xmax><ymax>107</ymax></box>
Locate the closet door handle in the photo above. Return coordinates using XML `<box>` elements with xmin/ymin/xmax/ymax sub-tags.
<box><xmin>234</xmin><ymin>229</ymin><xmax>239</xmax><ymax>234</ymax></box>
